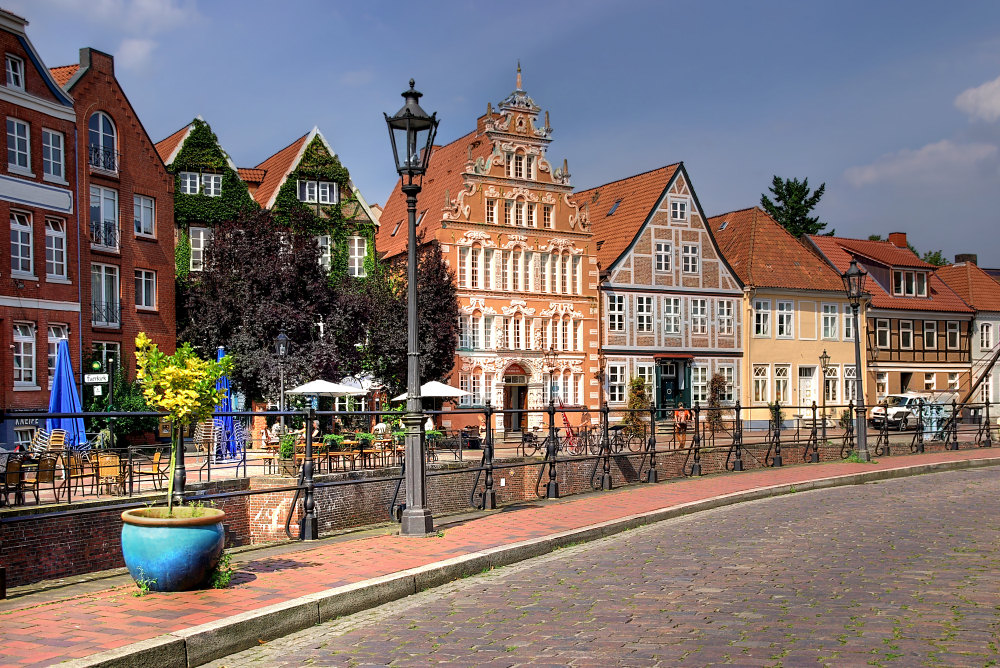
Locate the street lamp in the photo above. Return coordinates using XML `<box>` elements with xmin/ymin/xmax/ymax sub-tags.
<box><xmin>385</xmin><ymin>79</ymin><xmax>439</xmax><ymax>536</ymax></box>
<box><xmin>274</xmin><ymin>332</ymin><xmax>289</xmax><ymax>434</ymax></box>
<box><xmin>842</xmin><ymin>259</ymin><xmax>870</xmax><ymax>461</ymax></box>
<box><xmin>819</xmin><ymin>348</ymin><xmax>830</xmax><ymax>460</ymax></box>
<box><xmin>544</xmin><ymin>347</ymin><xmax>557</xmax><ymax>404</ymax></box>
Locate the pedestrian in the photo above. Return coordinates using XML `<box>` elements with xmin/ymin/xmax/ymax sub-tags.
<box><xmin>674</xmin><ymin>402</ymin><xmax>691</xmax><ymax>449</ymax></box>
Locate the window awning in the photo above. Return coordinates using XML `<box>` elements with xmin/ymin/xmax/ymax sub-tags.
<box><xmin>653</xmin><ymin>353</ymin><xmax>694</xmax><ymax>360</ymax></box>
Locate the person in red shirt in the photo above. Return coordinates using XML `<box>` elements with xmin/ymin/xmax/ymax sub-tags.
<box><xmin>674</xmin><ymin>402</ymin><xmax>692</xmax><ymax>449</ymax></box>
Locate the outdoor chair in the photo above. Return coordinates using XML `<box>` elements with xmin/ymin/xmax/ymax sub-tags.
<box><xmin>65</xmin><ymin>452</ymin><xmax>95</xmax><ymax>497</ymax></box>
<box><xmin>133</xmin><ymin>450</ymin><xmax>169</xmax><ymax>491</ymax></box>
<box><xmin>22</xmin><ymin>455</ymin><xmax>61</xmax><ymax>504</ymax></box>
<box><xmin>29</xmin><ymin>429</ymin><xmax>51</xmax><ymax>455</ymax></box>
<box><xmin>2</xmin><ymin>456</ymin><xmax>24</xmax><ymax>506</ymax></box>
<box><xmin>193</xmin><ymin>421</ymin><xmax>220</xmax><ymax>454</ymax></box>
<box><xmin>96</xmin><ymin>453</ymin><xmax>125</xmax><ymax>496</ymax></box>
<box><xmin>47</xmin><ymin>429</ymin><xmax>67</xmax><ymax>452</ymax></box>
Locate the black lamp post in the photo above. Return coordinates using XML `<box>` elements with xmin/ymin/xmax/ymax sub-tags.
<box><xmin>544</xmin><ymin>347</ymin><xmax>557</xmax><ymax>403</ymax></box>
<box><xmin>819</xmin><ymin>348</ymin><xmax>830</xmax><ymax>458</ymax></box>
<box><xmin>842</xmin><ymin>259</ymin><xmax>870</xmax><ymax>461</ymax></box>
<box><xmin>385</xmin><ymin>79</ymin><xmax>439</xmax><ymax>536</ymax></box>
<box><xmin>275</xmin><ymin>332</ymin><xmax>289</xmax><ymax>434</ymax></box>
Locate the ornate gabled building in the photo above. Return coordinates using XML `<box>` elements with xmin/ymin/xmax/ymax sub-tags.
<box><xmin>377</xmin><ymin>70</ymin><xmax>599</xmax><ymax>435</ymax></box>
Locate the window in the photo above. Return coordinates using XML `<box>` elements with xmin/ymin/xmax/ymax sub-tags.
<box><xmin>876</xmin><ymin>319</ymin><xmax>890</xmax><ymax>349</ymax></box>
<box><xmin>947</xmin><ymin>321</ymin><xmax>960</xmax><ymax>349</ymax></box>
<box><xmin>10</xmin><ymin>211</ymin><xmax>32</xmax><ymax>275</ymax></box>
<box><xmin>948</xmin><ymin>373</ymin><xmax>959</xmax><ymax>390</ymax></box>
<box><xmin>5</xmin><ymin>55</ymin><xmax>24</xmax><ymax>89</ymax></box>
<box><xmin>655</xmin><ymin>243</ymin><xmax>671</xmax><ymax>272</ymax></box>
<box><xmin>189</xmin><ymin>226</ymin><xmax>211</xmax><ymax>271</ymax></box>
<box><xmin>900</xmin><ymin>321</ymin><xmax>913</xmax><ymax>349</ymax></box>
<box><xmin>892</xmin><ymin>270</ymin><xmax>927</xmax><ymax>297</ymax></box>
<box><xmin>486</xmin><ymin>199</ymin><xmax>497</xmax><ymax>225</ymax></box>
<box><xmin>513</xmin><ymin>153</ymin><xmax>524</xmax><ymax>179</ymax></box>
<box><xmin>776</xmin><ymin>301</ymin><xmax>794</xmax><ymax>338</ymax></box>
<box><xmin>718</xmin><ymin>300</ymin><xmax>734</xmax><ymax>335</ymax></box>
<box><xmin>348</xmin><ymin>236</ymin><xmax>367</xmax><ymax>277</ymax></box>
<box><xmin>459</xmin><ymin>373</ymin><xmax>470</xmax><ymax>405</ymax></box>
<box><xmin>844</xmin><ymin>365</ymin><xmax>857</xmax><ymax>402</ymax></box>
<box><xmin>636</xmin><ymin>296</ymin><xmax>653</xmax><ymax>333</ymax></box>
<box><xmin>844</xmin><ymin>305</ymin><xmax>854</xmax><ymax>340</ymax></box>
<box><xmin>753</xmin><ymin>364</ymin><xmax>769</xmax><ymax>403</ymax></box>
<box><xmin>201</xmin><ymin>173</ymin><xmax>222</xmax><ymax>197</ymax></box>
<box><xmin>661</xmin><ymin>297</ymin><xmax>680</xmax><ymax>335</ymax></box>
<box><xmin>47</xmin><ymin>324</ymin><xmax>68</xmax><ymax>386</ymax></box>
<box><xmin>317</xmin><ymin>235</ymin><xmax>331</xmax><ymax>271</ymax></box>
<box><xmin>526</xmin><ymin>203</ymin><xmax>535</xmax><ymax>228</ymax></box>
<box><xmin>670</xmin><ymin>199</ymin><xmax>688</xmax><ymax>221</ymax></box>
<box><xmin>982</xmin><ymin>374</ymin><xmax>992</xmax><ymax>404</ymax></box>
<box><xmin>606</xmin><ymin>198</ymin><xmax>622</xmax><ymax>216</ymax></box>
<box><xmin>458</xmin><ymin>315</ymin><xmax>470</xmax><ymax>349</ymax></box>
<box><xmin>982</xmin><ymin>323</ymin><xmax>993</xmax><ymax>351</ymax></box>
<box><xmin>504</xmin><ymin>199</ymin><xmax>512</xmax><ymax>226</ymax></box>
<box><xmin>822</xmin><ymin>304</ymin><xmax>838</xmax><ymax>340</ymax></box>
<box><xmin>135</xmin><ymin>269</ymin><xmax>156</xmax><ymax>310</ymax></box>
<box><xmin>924</xmin><ymin>372</ymin><xmax>936</xmax><ymax>391</ymax></box>
<box><xmin>500</xmin><ymin>250</ymin><xmax>510</xmax><ymax>291</ymax></box>
<box><xmin>720</xmin><ymin>365</ymin><xmax>735</xmax><ymax>403</ymax></box>
<box><xmin>513</xmin><ymin>316</ymin><xmax>523</xmax><ymax>349</ymax></box>
<box><xmin>88</xmin><ymin>112</ymin><xmax>117</xmax><ymax>171</ymax></box>
<box><xmin>543</xmin><ymin>204</ymin><xmax>552</xmax><ymax>229</ymax></box>
<box><xmin>692</xmin><ymin>367</ymin><xmax>708</xmax><ymax>404</ymax></box>
<box><xmin>876</xmin><ymin>372</ymin><xmax>888</xmax><ymax>400</ymax></box>
<box><xmin>484</xmin><ymin>249</ymin><xmax>493</xmax><ymax>290</ymax></box>
<box><xmin>133</xmin><ymin>195</ymin><xmax>155</xmax><ymax>237</ymax></box>
<box><xmin>691</xmin><ymin>298</ymin><xmax>708</xmax><ymax>335</ymax></box>
<box><xmin>608</xmin><ymin>295</ymin><xmax>625</xmax><ymax>332</ymax></box>
<box><xmin>924</xmin><ymin>321</ymin><xmax>937</xmax><ymax>349</ymax></box>
<box><xmin>42</xmin><ymin>129</ymin><xmax>64</xmax><ymax>180</ymax></box>
<box><xmin>179</xmin><ymin>172</ymin><xmax>200</xmax><ymax>194</ymax></box>
<box><xmin>754</xmin><ymin>299</ymin><xmax>770</xmax><ymax>337</ymax></box>
<box><xmin>45</xmin><ymin>218</ymin><xmax>66</xmax><ymax>279</ymax></box>
<box><xmin>470</xmin><ymin>371</ymin><xmax>482</xmax><ymax>405</ymax></box>
<box><xmin>91</xmin><ymin>263</ymin><xmax>120</xmax><ymax>327</ymax></box>
<box><xmin>483</xmin><ymin>315</ymin><xmax>494</xmax><ymax>349</ymax></box>
<box><xmin>824</xmin><ymin>365</ymin><xmax>839</xmax><ymax>403</ymax></box>
<box><xmin>513</xmin><ymin>250</ymin><xmax>523</xmax><ymax>291</ymax></box>
<box><xmin>607</xmin><ymin>364</ymin><xmax>627</xmax><ymax>403</ymax></box>
<box><xmin>916</xmin><ymin>272</ymin><xmax>927</xmax><ymax>297</ymax></box>
<box><xmin>682</xmin><ymin>245</ymin><xmax>699</xmax><ymax>273</ymax></box>
<box><xmin>774</xmin><ymin>365</ymin><xmax>790</xmax><ymax>403</ymax></box>
<box><xmin>573</xmin><ymin>256</ymin><xmax>582</xmax><ymax>295</ymax></box>
<box><xmin>7</xmin><ymin>117</ymin><xmax>29</xmax><ymax>171</ymax></box>
<box><xmin>297</xmin><ymin>180</ymin><xmax>338</xmax><ymax>204</ymax></box>
<box><xmin>90</xmin><ymin>185</ymin><xmax>119</xmax><ymax>249</ymax></box>
<box><xmin>92</xmin><ymin>341</ymin><xmax>120</xmax><ymax>370</ymax></box>
<box><xmin>469</xmin><ymin>315</ymin><xmax>481</xmax><ymax>350</ymax></box>
<box><xmin>457</xmin><ymin>247</ymin><xmax>468</xmax><ymax>288</ymax></box>
<box><xmin>14</xmin><ymin>428</ymin><xmax>34</xmax><ymax>450</ymax></box>
<box><xmin>469</xmin><ymin>247</ymin><xmax>480</xmax><ymax>289</ymax></box>
<box><xmin>13</xmin><ymin>322</ymin><xmax>34</xmax><ymax>385</ymax></box>
<box><xmin>637</xmin><ymin>364</ymin><xmax>654</xmax><ymax>398</ymax></box>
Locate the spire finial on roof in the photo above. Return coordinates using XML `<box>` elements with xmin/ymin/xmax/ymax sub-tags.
<box><xmin>516</xmin><ymin>60</ymin><xmax>522</xmax><ymax>90</ymax></box>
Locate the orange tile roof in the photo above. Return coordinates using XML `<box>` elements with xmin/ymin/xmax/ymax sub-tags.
<box><xmin>237</xmin><ymin>167</ymin><xmax>266</xmax><ymax>184</ymax></box>
<box><xmin>808</xmin><ymin>235</ymin><xmax>972</xmax><ymax>313</ymax></box>
<box><xmin>376</xmin><ymin>129</ymin><xmax>490</xmax><ymax>259</ymax></box>
<box><xmin>572</xmin><ymin>164</ymin><xmax>680</xmax><ymax>269</ymax></box>
<box><xmin>937</xmin><ymin>262</ymin><xmax>1000</xmax><ymax>312</ymax></box>
<box><xmin>252</xmin><ymin>134</ymin><xmax>308</xmax><ymax>208</ymax></box>
<box><xmin>710</xmin><ymin>207</ymin><xmax>844</xmax><ymax>292</ymax></box>
<box><xmin>834</xmin><ymin>237</ymin><xmax>933</xmax><ymax>269</ymax></box>
<box><xmin>48</xmin><ymin>64</ymin><xmax>78</xmax><ymax>88</ymax></box>
<box><xmin>154</xmin><ymin>124</ymin><xmax>191</xmax><ymax>165</ymax></box>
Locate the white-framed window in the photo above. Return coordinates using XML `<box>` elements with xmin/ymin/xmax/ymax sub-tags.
<box><xmin>10</xmin><ymin>210</ymin><xmax>32</xmax><ymax>275</ymax></box>
<box><xmin>14</xmin><ymin>427</ymin><xmax>34</xmax><ymax>449</ymax></box>
<box><xmin>948</xmin><ymin>372</ymin><xmax>959</xmax><ymax>391</ymax></box>
<box><xmin>189</xmin><ymin>226</ymin><xmax>211</xmax><ymax>271</ymax></box>
<box><xmin>91</xmin><ymin>263</ymin><xmax>120</xmax><ymax>327</ymax></box>
<box><xmin>47</xmin><ymin>324</ymin><xmax>68</xmax><ymax>387</ymax></box>
<box><xmin>88</xmin><ymin>111</ymin><xmax>117</xmax><ymax>171</ymax></box>
<box><xmin>753</xmin><ymin>364</ymin><xmax>769</xmax><ymax>403</ymax></box>
<box><xmin>89</xmin><ymin>185</ymin><xmax>119</xmax><ymax>249</ymax></box>
<box><xmin>348</xmin><ymin>236</ymin><xmax>367</xmax><ymax>277</ymax></box>
<box><xmin>947</xmin><ymin>321</ymin><xmax>960</xmax><ymax>349</ymax></box>
<box><xmin>469</xmin><ymin>246</ymin><xmax>480</xmax><ymax>289</ymax></box>
<box><xmin>13</xmin><ymin>322</ymin><xmax>34</xmax><ymax>386</ymax></box>
<box><xmin>924</xmin><ymin>321</ymin><xmax>937</xmax><ymax>349</ymax></box>
<box><xmin>457</xmin><ymin>247</ymin><xmax>468</xmax><ymax>288</ymax></box>
<box><xmin>776</xmin><ymin>301</ymin><xmax>794</xmax><ymax>338</ymax></box>
<box><xmin>486</xmin><ymin>199</ymin><xmax>497</xmax><ymax>225</ymax></box>
<box><xmin>297</xmin><ymin>180</ymin><xmax>339</xmax><ymax>204</ymax></box>
<box><xmin>844</xmin><ymin>304</ymin><xmax>854</xmax><ymax>340</ymax></box>
<box><xmin>484</xmin><ymin>249</ymin><xmax>494</xmax><ymax>290</ymax></box>
<box><xmin>655</xmin><ymin>242</ymin><xmax>671</xmax><ymax>272</ymax></box>
<box><xmin>543</xmin><ymin>204</ymin><xmax>552</xmax><ymax>229</ymax></box>
<box><xmin>719</xmin><ymin>365</ymin><xmax>735</xmax><ymax>403</ymax></box>
<box><xmin>682</xmin><ymin>245</ymin><xmax>699</xmax><ymax>273</ymax></box>
<box><xmin>134</xmin><ymin>269</ymin><xmax>156</xmax><ymax>310</ymax></box>
<box><xmin>876</xmin><ymin>372</ymin><xmax>888</xmax><ymax>400</ymax></box>
<box><xmin>469</xmin><ymin>314</ymin><xmax>481</xmax><ymax>350</ymax></box>
<box><xmin>608</xmin><ymin>294</ymin><xmax>625</xmax><ymax>332</ymax></box>
<box><xmin>572</xmin><ymin>256</ymin><xmax>581</xmax><ymax>295</ymax></box>
<box><xmin>92</xmin><ymin>341</ymin><xmax>120</xmax><ymax>370</ymax></box>
<box><xmin>201</xmin><ymin>173</ymin><xmax>222</xmax><ymax>197</ymax></box>
<box><xmin>691</xmin><ymin>298</ymin><xmax>708</xmax><ymax>334</ymax></box>
<box><xmin>718</xmin><ymin>300</ymin><xmax>734</xmax><ymax>336</ymax></box>
<box><xmin>458</xmin><ymin>315</ymin><xmax>470</xmax><ymax>349</ymax></box>
<box><xmin>924</xmin><ymin>372</ymin><xmax>936</xmax><ymax>391</ymax></box>
<box><xmin>663</xmin><ymin>297</ymin><xmax>681</xmax><ymax>335</ymax></box>
<box><xmin>5</xmin><ymin>54</ymin><xmax>24</xmax><ymax>90</ymax></box>
<box><xmin>607</xmin><ymin>364</ymin><xmax>627</xmax><ymax>403</ymax></box>
<box><xmin>636</xmin><ymin>296</ymin><xmax>653</xmax><ymax>333</ymax></box>
<box><xmin>670</xmin><ymin>199</ymin><xmax>688</xmax><ymax>221</ymax></box>
<box><xmin>317</xmin><ymin>235</ymin><xmax>331</xmax><ymax>271</ymax></box>
<box><xmin>470</xmin><ymin>371</ymin><xmax>482</xmax><ymax>406</ymax></box>
<box><xmin>822</xmin><ymin>304</ymin><xmax>838</xmax><ymax>340</ymax></box>
<box><xmin>45</xmin><ymin>217</ymin><xmax>66</xmax><ymax>279</ymax></box>
<box><xmin>754</xmin><ymin>299</ymin><xmax>770</xmax><ymax>337</ymax></box>
<box><xmin>42</xmin><ymin>129</ymin><xmax>64</xmax><ymax>181</ymax></box>
<box><xmin>179</xmin><ymin>172</ymin><xmax>199</xmax><ymax>194</ymax></box>
<box><xmin>636</xmin><ymin>363</ymin><xmax>654</xmax><ymax>398</ymax></box>
<box><xmin>458</xmin><ymin>373</ymin><xmax>470</xmax><ymax>406</ymax></box>
<box><xmin>876</xmin><ymin>319</ymin><xmax>890</xmax><ymax>349</ymax></box>
<box><xmin>774</xmin><ymin>364</ymin><xmax>790</xmax><ymax>403</ymax></box>
<box><xmin>691</xmin><ymin>367</ymin><xmax>708</xmax><ymax>404</ymax></box>
<box><xmin>133</xmin><ymin>194</ymin><xmax>155</xmax><ymax>237</ymax></box>
<box><xmin>504</xmin><ymin>199</ymin><xmax>513</xmax><ymax>226</ymax></box>
<box><xmin>824</xmin><ymin>365</ymin><xmax>839</xmax><ymax>403</ymax></box>
<box><xmin>513</xmin><ymin>153</ymin><xmax>524</xmax><ymax>179</ymax></box>
<box><xmin>844</xmin><ymin>365</ymin><xmax>857</xmax><ymax>402</ymax></box>
<box><xmin>7</xmin><ymin>117</ymin><xmax>29</xmax><ymax>171</ymax></box>
<box><xmin>892</xmin><ymin>270</ymin><xmax>927</xmax><ymax>297</ymax></box>
<box><xmin>483</xmin><ymin>315</ymin><xmax>494</xmax><ymax>350</ymax></box>
<box><xmin>981</xmin><ymin>374</ymin><xmax>992</xmax><ymax>404</ymax></box>
<box><xmin>981</xmin><ymin>323</ymin><xmax>993</xmax><ymax>351</ymax></box>
<box><xmin>900</xmin><ymin>320</ymin><xmax>913</xmax><ymax>349</ymax></box>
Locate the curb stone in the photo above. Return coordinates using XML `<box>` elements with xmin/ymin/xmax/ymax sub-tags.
<box><xmin>61</xmin><ymin>456</ymin><xmax>1000</xmax><ymax>668</ymax></box>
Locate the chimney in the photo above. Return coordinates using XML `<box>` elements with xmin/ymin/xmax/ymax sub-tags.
<box><xmin>887</xmin><ymin>232</ymin><xmax>908</xmax><ymax>249</ymax></box>
<box><xmin>955</xmin><ymin>253</ymin><xmax>978</xmax><ymax>265</ymax></box>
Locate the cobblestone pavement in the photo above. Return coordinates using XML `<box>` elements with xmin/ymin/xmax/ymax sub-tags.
<box><xmin>209</xmin><ymin>468</ymin><xmax>1000</xmax><ymax>667</ymax></box>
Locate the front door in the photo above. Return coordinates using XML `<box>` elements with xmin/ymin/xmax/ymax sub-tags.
<box><xmin>657</xmin><ymin>362</ymin><xmax>678</xmax><ymax>417</ymax></box>
<box><xmin>798</xmin><ymin>366</ymin><xmax>816</xmax><ymax>408</ymax></box>
<box><xmin>504</xmin><ymin>385</ymin><xmax>527</xmax><ymax>431</ymax></box>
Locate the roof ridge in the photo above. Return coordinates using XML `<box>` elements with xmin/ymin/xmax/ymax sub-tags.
<box><xmin>710</xmin><ymin>205</ymin><xmax>759</xmax><ymax>219</ymax></box>
<box><xmin>576</xmin><ymin>162</ymin><xmax>681</xmax><ymax>194</ymax></box>
<box><xmin>746</xmin><ymin>208</ymin><xmax>758</xmax><ymax>285</ymax></box>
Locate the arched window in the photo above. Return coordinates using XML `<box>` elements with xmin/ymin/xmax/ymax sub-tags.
<box><xmin>562</xmin><ymin>315</ymin><xmax>570</xmax><ymax>351</ymax></box>
<box><xmin>563</xmin><ymin>251</ymin><xmax>572</xmax><ymax>295</ymax></box>
<box><xmin>88</xmin><ymin>112</ymin><xmax>117</xmax><ymax>171</ymax></box>
<box><xmin>470</xmin><ymin>243</ymin><xmax>480</xmax><ymax>289</ymax></box>
<box><xmin>513</xmin><ymin>249</ymin><xmax>522</xmax><ymax>291</ymax></box>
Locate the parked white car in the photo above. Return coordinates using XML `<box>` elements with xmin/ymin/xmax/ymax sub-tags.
<box><xmin>870</xmin><ymin>392</ymin><xmax>957</xmax><ymax>430</ymax></box>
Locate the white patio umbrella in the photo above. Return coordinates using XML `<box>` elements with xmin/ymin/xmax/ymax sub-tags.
<box><xmin>285</xmin><ymin>379</ymin><xmax>367</xmax><ymax>397</ymax></box>
<box><xmin>391</xmin><ymin>380</ymin><xmax>471</xmax><ymax>402</ymax></box>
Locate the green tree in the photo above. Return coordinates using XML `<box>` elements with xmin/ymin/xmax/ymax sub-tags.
<box><xmin>706</xmin><ymin>373</ymin><xmax>727</xmax><ymax>432</ymax></box>
<box><xmin>921</xmin><ymin>249</ymin><xmax>949</xmax><ymax>266</ymax></box>
<box><xmin>760</xmin><ymin>175</ymin><xmax>829</xmax><ymax>237</ymax></box>
<box><xmin>622</xmin><ymin>376</ymin><xmax>651</xmax><ymax>439</ymax></box>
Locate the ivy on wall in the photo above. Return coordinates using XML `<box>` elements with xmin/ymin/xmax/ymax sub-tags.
<box><xmin>175</xmin><ymin>228</ymin><xmax>191</xmax><ymax>284</ymax></box>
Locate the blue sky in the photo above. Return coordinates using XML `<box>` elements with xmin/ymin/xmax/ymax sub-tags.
<box><xmin>12</xmin><ymin>0</ymin><xmax>1000</xmax><ymax>263</ymax></box>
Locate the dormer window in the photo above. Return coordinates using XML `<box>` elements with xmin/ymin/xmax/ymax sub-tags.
<box><xmin>297</xmin><ymin>180</ymin><xmax>338</xmax><ymax>204</ymax></box>
<box><xmin>892</xmin><ymin>270</ymin><xmax>927</xmax><ymax>297</ymax></box>
<box><xmin>670</xmin><ymin>199</ymin><xmax>688</xmax><ymax>221</ymax></box>
<box><xmin>5</xmin><ymin>55</ymin><xmax>24</xmax><ymax>90</ymax></box>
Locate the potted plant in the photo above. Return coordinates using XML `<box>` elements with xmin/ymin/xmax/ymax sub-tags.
<box><xmin>278</xmin><ymin>433</ymin><xmax>297</xmax><ymax>476</ymax></box>
<box><xmin>119</xmin><ymin>333</ymin><xmax>232</xmax><ymax>592</ymax></box>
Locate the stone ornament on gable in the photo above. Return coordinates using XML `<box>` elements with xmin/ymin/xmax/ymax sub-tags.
<box><xmin>457</xmin><ymin>230</ymin><xmax>495</xmax><ymax>247</ymax></box>
<box><xmin>502</xmin><ymin>187</ymin><xmax>539</xmax><ymax>202</ymax></box>
<box><xmin>541</xmin><ymin>192</ymin><xmax>556</xmax><ymax>204</ymax></box>
<box><xmin>483</xmin><ymin>185</ymin><xmax>501</xmax><ymax>199</ymax></box>
<box><xmin>443</xmin><ymin>182</ymin><xmax>476</xmax><ymax>221</ymax></box>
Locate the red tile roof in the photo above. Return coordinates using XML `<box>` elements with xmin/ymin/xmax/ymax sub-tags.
<box><xmin>48</xmin><ymin>64</ymin><xmax>78</xmax><ymax>87</ymax></box>
<box><xmin>154</xmin><ymin>124</ymin><xmax>191</xmax><ymax>166</ymax></box>
<box><xmin>376</xmin><ymin>129</ymin><xmax>491</xmax><ymax>259</ymax></box>
<box><xmin>937</xmin><ymin>262</ymin><xmax>1000</xmax><ymax>312</ymax></box>
<box><xmin>834</xmin><ymin>237</ymin><xmax>933</xmax><ymax>269</ymax></box>
<box><xmin>808</xmin><ymin>235</ymin><xmax>972</xmax><ymax>313</ymax></box>
<box><xmin>571</xmin><ymin>164</ymin><xmax>680</xmax><ymax>269</ymax></box>
<box><xmin>252</xmin><ymin>134</ymin><xmax>308</xmax><ymax>208</ymax></box>
<box><xmin>710</xmin><ymin>207</ymin><xmax>844</xmax><ymax>291</ymax></box>
<box><xmin>237</xmin><ymin>167</ymin><xmax>266</xmax><ymax>184</ymax></box>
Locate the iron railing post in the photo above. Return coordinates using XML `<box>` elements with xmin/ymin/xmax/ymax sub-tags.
<box><xmin>950</xmin><ymin>399</ymin><xmax>959</xmax><ymax>449</ymax></box>
<box><xmin>545</xmin><ymin>400</ymin><xmax>559</xmax><ymax>498</ymax></box>
<box><xmin>842</xmin><ymin>400</ymin><xmax>855</xmax><ymax>458</ymax></box>
<box><xmin>171</xmin><ymin>421</ymin><xmax>186</xmax><ymax>508</ymax></box>
<box><xmin>601</xmin><ymin>402</ymin><xmax>613</xmax><ymax>490</ymax></box>
<box><xmin>984</xmin><ymin>401</ymin><xmax>993</xmax><ymax>448</ymax></box>
<box><xmin>301</xmin><ymin>407</ymin><xmax>318</xmax><ymax>540</ymax></box>
<box><xmin>771</xmin><ymin>401</ymin><xmax>783</xmax><ymax>467</ymax></box>
<box><xmin>645</xmin><ymin>404</ymin><xmax>658</xmax><ymax>483</ymax></box>
<box><xmin>690</xmin><ymin>402</ymin><xmax>702</xmax><ymax>476</ymax></box>
<box><xmin>808</xmin><ymin>401</ymin><xmax>819</xmax><ymax>463</ymax></box>
<box><xmin>733</xmin><ymin>401</ymin><xmax>744</xmax><ymax>471</ymax></box>
<box><xmin>483</xmin><ymin>402</ymin><xmax>497</xmax><ymax>509</ymax></box>
<box><xmin>915</xmin><ymin>400</ymin><xmax>925</xmax><ymax>452</ymax></box>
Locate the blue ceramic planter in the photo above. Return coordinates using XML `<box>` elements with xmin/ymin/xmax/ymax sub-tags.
<box><xmin>121</xmin><ymin>508</ymin><xmax>226</xmax><ymax>592</ymax></box>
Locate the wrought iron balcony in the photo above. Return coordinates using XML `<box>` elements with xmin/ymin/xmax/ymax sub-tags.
<box><xmin>91</xmin><ymin>300</ymin><xmax>121</xmax><ymax>328</ymax></box>
<box><xmin>88</xmin><ymin>144</ymin><xmax>119</xmax><ymax>172</ymax></box>
<box><xmin>90</xmin><ymin>219</ymin><xmax>119</xmax><ymax>250</ymax></box>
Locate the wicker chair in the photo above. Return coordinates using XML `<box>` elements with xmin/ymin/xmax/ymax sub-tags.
<box><xmin>96</xmin><ymin>453</ymin><xmax>125</xmax><ymax>496</ymax></box>
<box><xmin>22</xmin><ymin>455</ymin><xmax>61</xmax><ymax>504</ymax></box>
<box><xmin>2</xmin><ymin>456</ymin><xmax>24</xmax><ymax>505</ymax></box>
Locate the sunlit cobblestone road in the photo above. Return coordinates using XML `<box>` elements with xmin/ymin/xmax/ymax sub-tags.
<box><xmin>211</xmin><ymin>468</ymin><xmax>1000</xmax><ymax>667</ymax></box>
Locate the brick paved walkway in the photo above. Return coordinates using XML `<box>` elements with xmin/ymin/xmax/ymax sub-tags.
<box><xmin>0</xmin><ymin>448</ymin><xmax>997</xmax><ymax>667</ymax></box>
<box><xmin>209</xmin><ymin>467</ymin><xmax>1000</xmax><ymax>667</ymax></box>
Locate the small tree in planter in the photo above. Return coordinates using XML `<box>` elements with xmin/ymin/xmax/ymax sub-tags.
<box><xmin>706</xmin><ymin>373</ymin><xmax>727</xmax><ymax>433</ymax></box>
<box><xmin>623</xmin><ymin>376</ymin><xmax>651</xmax><ymax>439</ymax></box>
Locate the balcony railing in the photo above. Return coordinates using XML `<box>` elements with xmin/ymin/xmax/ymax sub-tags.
<box><xmin>90</xmin><ymin>219</ymin><xmax>119</xmax><ymax>250</ymax></box>
<box><xmin>88</xmin><ymin>144</ymin><xmax>119</xmax><ymax>172</ymax></box>
<box><xmin>91</xmin><ymin>300</ymin><xmax>121</xmax><ymax>328</ymax></box>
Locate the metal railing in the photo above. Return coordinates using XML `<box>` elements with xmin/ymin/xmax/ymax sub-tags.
<box><xmin>89</xmin><ymin>219</ymin><xmax>119</xmax><ymax>250</ymax></box>
<box><xmin>90</xmin><ymin>300</ymin><xmax>121</xmax><ymax>327</ymax></box>
<box><xmin>88</xmin><ymin>144</ymin><xmax>119</xmax><ymax>172</ymax></box>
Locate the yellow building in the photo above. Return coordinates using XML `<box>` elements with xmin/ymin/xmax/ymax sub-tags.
<box><xmin>711</xmin><ymin>207</ymin><xmax>868</xmax><ymax>426</ymax></box>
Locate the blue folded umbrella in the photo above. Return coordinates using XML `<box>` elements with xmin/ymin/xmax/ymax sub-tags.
<box><xmin>214</xmin><ymin>346</ymin><xmax>237</xmax><ymax>459</ymax></box>
<box><xmin>47</xmin><ymin>339</ymin><xmax>87</xmax><ymax>450</ymax></box>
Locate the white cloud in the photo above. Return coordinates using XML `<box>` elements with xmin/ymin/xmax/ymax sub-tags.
<box><xmin>955</xmin><ymin>74</ymin><xmax>1000</xmax><ymax>122</ymax></box>
<box><xmin>42</xmin><ymin>0</ymin><xmax>199</xmax><ymax>34</ymax></box>
<box><xmin>116</xmin><ymin>37</ymin><xmax>156</xmax><ymax>71</ymax></box>
<box><xmin>844</xmin><ymin>139</ymin><xmax>997</xmax><ymax>186</ymax></box>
